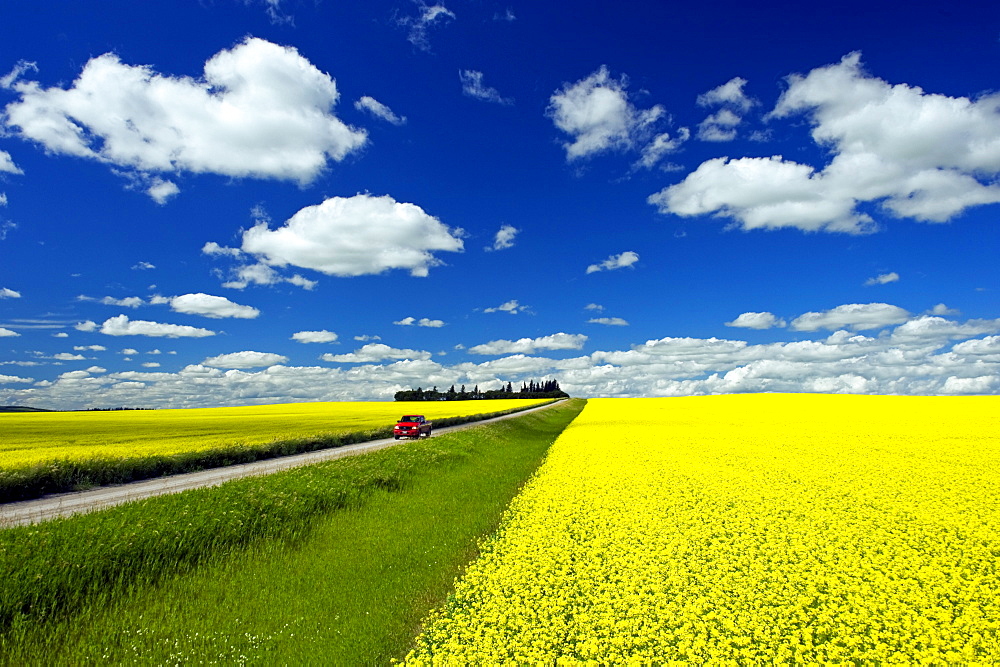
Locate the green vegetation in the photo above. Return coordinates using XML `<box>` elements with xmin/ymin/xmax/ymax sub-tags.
<box><xmin>0</xmin><ymin>399</ymin><xmax>554</xmax><ymax>503</ymax></box>
<box><xmin>394</xmin><ymin>379</ymin><xmax>568</xmax><ymax>401</ymax></box>
<box><xmin>0</xmin><ymin>398</ymin><xmax>585</xmax><ymax>664</ymax></box>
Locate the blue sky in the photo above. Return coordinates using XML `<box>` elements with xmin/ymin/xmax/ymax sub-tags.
<box><xmin>1</xmin><ymin>0</ymin><xmax>998</xmax><ymax>409</ymax></box>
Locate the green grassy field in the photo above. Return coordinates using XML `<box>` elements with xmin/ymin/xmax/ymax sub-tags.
<box><xmin>0</xmin><ymin>398</ymin><xmax>551</xmax><ymax>502</ymax></box>
<box><xmin>0</xmin><ymin>399</ymin><xmax>586</xmax><ymax>664</ymax></box>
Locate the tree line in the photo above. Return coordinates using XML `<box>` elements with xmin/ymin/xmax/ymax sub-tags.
<box><xmin>394</xmin><ymin>379</ymin><xmax>568</xmax><ymax>401</ymax></box>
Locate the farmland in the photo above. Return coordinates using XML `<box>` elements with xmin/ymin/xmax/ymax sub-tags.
<box><xmin>0</xmin><ymin>399</ymin><xmax>586</xmax><ymax>663</ymax></box>
<box><xmin>0</xmin><ymin>399</ymin><xmax>550</xmax><ymax>501</ymax></box>
<box><xmin>2</xmin><ymin>393</ymin><xmax>997</xmax><ymax>663</ymax></box>
<box><xmin>408</xmin><ymin>394</ymin><xmax>1000</xmax><ymax>663</ymax></box>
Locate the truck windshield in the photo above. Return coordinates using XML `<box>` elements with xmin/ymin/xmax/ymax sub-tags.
<box><xmin>400</xmin><ymin>416</ymin><xmax>421</xmax><ymax>422</ymax></box>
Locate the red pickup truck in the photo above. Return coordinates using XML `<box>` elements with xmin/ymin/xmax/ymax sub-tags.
<box><xmin>394</xmin><ymin>414</ymin><xmax>433</xmax><ymax>439</ymax></box>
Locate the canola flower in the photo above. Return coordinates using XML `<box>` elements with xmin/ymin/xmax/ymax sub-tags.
<box><xmin>0</xmin><ymin>399</ymin><xmax>547</xmax><ymax>468</ymax></box>
<box><xmin>407</xmin><ymin>394</ymin><xmax>1000</xmax><ymax>663</ymax></box>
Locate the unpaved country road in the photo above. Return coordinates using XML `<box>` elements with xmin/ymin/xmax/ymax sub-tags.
<box><xmin>0</xmin><ymin>400</ymin><xmax>566</xmax><ymax>527</ymax></box>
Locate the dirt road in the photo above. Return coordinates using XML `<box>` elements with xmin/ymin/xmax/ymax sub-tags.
<box><xmin>0</xmin><ymin>400</ymin><xmax>565</xmax><ymax>527</ymax></box>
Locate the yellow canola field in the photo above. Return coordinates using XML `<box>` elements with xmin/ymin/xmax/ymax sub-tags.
<box><xmin>0</xmin><ymin>399</ymin><xmax>548</xmax><ymax>469</ymax></box>
<box><xmin>408</xmin><ymin>394</ymin><xmax>1000</xmax><ymax>664</ymax></box>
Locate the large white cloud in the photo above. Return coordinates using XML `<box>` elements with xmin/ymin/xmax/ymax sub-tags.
<box><xmin>547</xmin><ymin>66</ymin><xmax>666</xmax><ymax>162</ymax></box>
<box><xmin>99</xmin><ymin>315</ymin><xmax>215</xmax><ymax>338</ymax></box>
<box><xmin>651</xmin><ymin>52</ymin><xmax>1000</xmax><ymax>232</ymax></box>
<box><xmin>3</xmin><ymin>38</ymin><xmax>367</xmax><ymax>197</ymax></box>
<box><xmin>227</xmin><ymin>194</ymin><xmax>464</xmax><ymax>279</ymax></box>
<box><xmin>468</xmin><ymin>333</ymin><xmax>588</xmax><ymax>356</ymax></box>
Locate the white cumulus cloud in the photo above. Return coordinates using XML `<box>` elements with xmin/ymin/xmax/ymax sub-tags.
<box><xmin>0</xmin><ymin>150</ymin><xmax>22</xmax><ymax>174</ymax></box>
<box><xmin>790</xmin><ymin>303</ymin><xmax>911</xmax><ymax>332</ymax></box>
<box><xmin>291</xmin><ymin>330</ymin><xmax>339</xmax><ymax>344</ymax></box>
<box><xmin>468</xmin><ymin>333</ymin><xmax>588</xmax><ymax>355</ymax></box>
<box><xmin>0</xmin><ymin>287</ymin><xmax>20</xmax><ymax>299</ymax></box>
<box><xmin>0</xmin><ymin>327</ymin><xmax>19</xmax><ymax>337</ymax></box>
<box><xmin>547</xmin><ymin>66</ymin><xmax>666</xmax><ymax>162</ymax></box>
<box><xmin>99</xmin><ymin>315</ymin><xmax>216</xmax><ymax>338</ymax></box>
<box><xmin>486</xmin><ymin>224</ymin><xmax>519</xmax><ymax>251</ymax></box>
<box><xmin>725</xmin><ymin>312</ymin><xmax>787</xmax><ymax>329</ymax></box>
<box><xmin>202</xmin><ymin>351</ymin><xmax>289</xmax><ymax>369</ymax></box>
<box><xmin>651</xmin><ymin>53</ymin><xmax>1000</xmax><ymax>233</ymax></box>
<box><xmin>229</xmin><ymin>194</ymin><xmax>464</xmax><ymax>279</ymax></box>
<box><xmin>161</xmin><ymin>293</ymin><xmax>260</xmax><ymax>319</ymax></box>
<box><xmin>588</xmin><ymin>317</ymin><xmax>629</xmax><ymax>326</ymax></box>
<box><xmin>3</xmin><ymin>38</ymin><xmax>367</xmax><ymax>199</ymax></box>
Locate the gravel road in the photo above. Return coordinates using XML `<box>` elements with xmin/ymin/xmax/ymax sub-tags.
<box><xmin>0</xmin><ymin>400</ymin><xmax>565</xmax><ymax>527</ymax></box>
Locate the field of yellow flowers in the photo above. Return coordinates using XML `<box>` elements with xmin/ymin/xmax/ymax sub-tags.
<box><xmin>0</xmin><ymin>399</ymin><xmax>548</xmax><ymax>468</ymax></box>
<box><xmin>408</xmin><ymin>394</ymin><xmax>1000</xmax><ymax>663</ymax></box>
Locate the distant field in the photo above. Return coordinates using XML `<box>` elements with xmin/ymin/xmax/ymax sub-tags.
<box><xmin>0</xmin><ymin>399</ymin><xmax>548</xmax><ymax>469</ymax></box>
<box><xmin>409</xmin><ymin>394</ymin><xmax>1000</xmax><ymax>663</ymax></box>
<box><xmin>0</xmin><ymin>399</ymin><xmax>552</xmax><ymax>502</ymax></box>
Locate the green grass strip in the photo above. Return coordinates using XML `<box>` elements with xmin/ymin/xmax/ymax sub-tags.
<box><xmin>0</xmin><ymin>398</ymin><xmax>585</xmax><ymax>664</ymax></box>
<box><xmin>0</xmin><ymin>400</ymin><xmax>558</xmax><ymax>503</ymax></box>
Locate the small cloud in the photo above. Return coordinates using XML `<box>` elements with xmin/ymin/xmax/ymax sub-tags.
<box><xmin>75</xmin><ymin>320</ymin><xmax>98</xmax><ymax>332</ymax></box>
<box><xmin>394</xmin><ymin>316</ymin><xmax>445</xmax><ymax>327</ymax></box>
<box><xmin>141</xmin><ymin>362</ymin><xmax>161</xmax><ymax>368</ymax></box>
<box><xmin>486</xmin><ymin>224</ymin><xmax>519</xmax><ymax>251</ymax></box>
<box><xmin>493</xmin><ymin>7</ymin><xmax>515</xmax><ymax>21</ymax></box>
<box><xmin>202</xmin><ymin>351</ymin><xmax>288</xmax><ymax>369</ymax></box>
<box><xmin>484</xmin><ymin>299</ymin><xmax>528</xmax><ymax>314</ymax></box>
<box><xmin>132</xmin><ymin>261</ymin><xmax>155</xmax><ymax>270</ymax></box>
<box><xmin>588</xmin><ymin>317</ymin><xmax>629</xmax><ymax>326</ymax></box>
<box><xmin>147</xmin><ymin>178</ymin><xmax>180</xmax><ymax>204</ymax></box>
<box><xmin>354</xmin><ymin>96</ymin><xmax>406</xmax><ymax>125</ymax></box>
<box><xmin>459</xmin><ymin>70</ymin><xmax>513</xmax><ymax>105</ymax></box>
<box><xmin>696</xmin><ymin>77</ymin><xmax>755</xmax><ymax>112</ymax></box>
<box><xmin>725</xmin><ymin>312</ymin><xmax>787</xmax><ymax>329</ymax></box>
<box><xmin>398</xmin><ymin>2</ymin><xmax>456</xmax><ymax>51</ymax></box>
<box><xmin>52</xmin><ymin>353</ymin><xmax>86</xmax><ymax>361</ymax></box>
<box><xmin>0</xmin><ymin>327</ymin><xmax>19</xmax><ymax>337</ymax></box>
<box><xmin>354</xmin><ymin>334</ymin><xmax>381</xmax><ymax>342</ymax></box>
<box><xmin>162</xmin><ymin>293</ymin><xmax>260</xmax><ymax>319</ymax></box>
<box><xmin>929</xmin><ymin>303</ymin><xmax>960</xmax><ymax>316</ymax></box>
<box><xmin>0</xmin><ymin>150</ymin><xmax>23</xmax><ymax>175</ymax></box>
<box><xmin>0</xmin><ymin>287</ymin><xmax>20</xmax><ymax>299</ymax></box>
<box><xmin>468</xmin><ymin>332</ymin><xmax>587</xmax><ymax>355</ymax></box>
<box><xmin>586</xmin><ymin>251</ymin><xmax>639</xmax><ymax>274</ymax></box>
<box><xmin>323</xmin><ymin>343</ymin><xmax>432</xmax><ymax>363</ymax></box>
<box><xmin>789</xmin><ymin>303</ymin><xmax>911</xmax><ymax>332</ymax></box>
<box><xmin>864</xmin><ymin>271</ymin><xmax>900</xmax><ymax>286</ymax></box>
<box><xmin>292</xmin><ymin>330</ymin><xmax>339</xmax><ymax>343</ymax></box>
